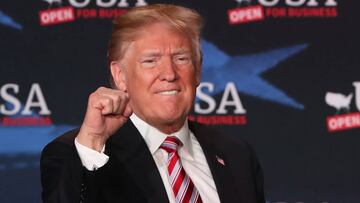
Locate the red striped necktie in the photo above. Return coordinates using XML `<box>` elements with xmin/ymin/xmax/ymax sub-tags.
<box><xmin>160</xmin><ymin>136</ymin><xmax>202</xmax><ymax>203</ymax></box>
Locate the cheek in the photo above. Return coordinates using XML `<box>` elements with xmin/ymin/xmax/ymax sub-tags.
<box><xmin>181</xmin><ymin>69</ymin><xmax>197</xmax><ymax>86</ymax></box>
<box><xmin>130</xmin><ymin>71</ymin><xmax>157</xmax><ymax>95</ymax></box>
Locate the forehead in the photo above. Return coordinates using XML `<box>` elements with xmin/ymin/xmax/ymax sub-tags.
<box><xmin>129</xmin><ymin>23</ymin><xmax>191</xmax><ymax>53</ymax></box>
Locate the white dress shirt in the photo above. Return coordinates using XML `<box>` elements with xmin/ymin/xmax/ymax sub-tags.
<box><xmin>75</xmin><ymin>114</ymin><xmax>221</xmax><ymax>203</ymax></box>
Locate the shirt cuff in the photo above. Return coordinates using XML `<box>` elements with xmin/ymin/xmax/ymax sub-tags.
<box><xmin>74</xmin><ymin>137</ymin><xmax>109</xmax><ymax>171</ymax></box>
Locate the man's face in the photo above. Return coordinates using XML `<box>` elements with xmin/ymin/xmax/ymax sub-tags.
<box><xmin>117</xmin><ymin>23</ymin><xmax>200</xmax><ymax>133</ymax></box>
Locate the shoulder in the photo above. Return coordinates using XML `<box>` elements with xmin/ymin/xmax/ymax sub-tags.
<box><xmin>41</xmin><ymin>128</ymin><xmax>79</xmax><ymax>158</ymax></box>
<box><xmin>189</xmin><ymin>121</ymin><xmax>261</xmax><ymax>169</ymax></box>
<box><xmin>189</xmin><ymin>121</ymin><xmax>252</xmax><ymax>152</ymax></box>
<box><xmin>40</xmin><ymin>129</ymin><xmax>84</xmax><ymax>203</ymax></box>
<box><xmin>189</xmin><ymin>121</ymin><xmax>265</xmax><ymax>200</ymax></box>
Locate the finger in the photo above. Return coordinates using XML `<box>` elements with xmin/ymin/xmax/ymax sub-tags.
<box><xmin>122</xmin><ymin>103</ymin><xmax>133</xmax><ymax>118</ymax></box>
<box><xmin>97</xmin><ymin>88</ymin><xmax>129</xmax><ymax>115</ymax></box>
<box><xmin>115</xmin><ymin>93</ymin><xmax>130</xmax><ymax>115</ymax></box>
<box><xmin>96</xmin><ymin>96</ymin><xmax>115</xmax><ymax>115</ymax></box>
<box><xmin>98</xmin><ymin>92</ymin><xmax>128</xmax><ymax>115</ymax></box>
<box><xmin>94</xmin><ymin>87</ymin><xmax>128</xmax><ymax>115</ymax></box>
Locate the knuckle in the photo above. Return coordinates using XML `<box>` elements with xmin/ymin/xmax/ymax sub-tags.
<box><xmin>103</xmin><ymin>97</ymin><xmax>112</xmax><ymax>105</ymax></box>
<box><xmin>88</xmin><ymin>92</ymin><xmax>97</xmax><ymax>101</ymax></box>
<box><xmin>97</xmin><ymin>86</ymin><xmax>105</xmax><ymax>91</ymax></box>
<box><xmin>113</xmin><ymin>95</ymin><xmax>121</xmax><ymax>104</ymax></box>
<box><xmin>96</xmin><ymin>86</ymin><xmax>107</xmax><ymax>93</ymax></box>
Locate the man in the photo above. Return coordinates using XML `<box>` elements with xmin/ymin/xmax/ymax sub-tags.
<box><xmin>41</xmin><ymin>4</ymin><xmax>265</xmax><ymax>203</ymax></box>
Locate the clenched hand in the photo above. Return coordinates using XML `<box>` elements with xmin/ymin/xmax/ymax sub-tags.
<box><xmin>76</xmin><ymin>87</ymin><xmax>133</xmax><ymax>152</ymax></box>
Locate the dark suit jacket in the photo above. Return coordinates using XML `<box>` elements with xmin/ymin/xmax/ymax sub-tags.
<box><xmin>41</xmin><ymin>121</ymin><xmax>265</xmax><ymax>203</ymax></box>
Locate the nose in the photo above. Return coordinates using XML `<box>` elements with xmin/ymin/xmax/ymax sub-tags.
<box><xmin>159</xmin><ymin>57</ymin><xmax>177</xmax><ymax>82</ymax></box>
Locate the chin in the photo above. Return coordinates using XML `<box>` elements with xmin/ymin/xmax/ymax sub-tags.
<box><xmin>156</xmin><ymin>110</ymin><xmax>185</xmax><ymax>123</ymax></box>
<box><xmin>159</xmin><ymin>112</ymin><xmax>181</xmax><ymax>122</ymax></box>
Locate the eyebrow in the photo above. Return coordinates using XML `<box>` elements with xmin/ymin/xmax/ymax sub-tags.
<box><xmin>172</xmin><ymin>49</ymin><xmax>191</xmax><ymax>56</ymax></box>
<box><xmin>139</xmin><ymin>51</ymin><xmax>160</xmax><ymax>59</ymax></box>
<box><xmin>141</xmin><ymin>49</ymin><xmax>191</xmax><ymax>57</ymax></box>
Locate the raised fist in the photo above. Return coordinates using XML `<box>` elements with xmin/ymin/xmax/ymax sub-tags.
<box><xmin>76</xmin><ymin>87</ymin><xmax>133</xmax><ymax>152</ymax></box>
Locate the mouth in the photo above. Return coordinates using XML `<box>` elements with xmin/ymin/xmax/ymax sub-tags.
<box><xmin>157</xmin><ymin>90</ymin><xmax>179</xmax><ymax>95</ymax></box>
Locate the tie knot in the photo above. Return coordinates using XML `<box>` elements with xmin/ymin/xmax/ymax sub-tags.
<box><xmin>160</xmin><ymin>136</ymin><xmax>181</xmax><ymax>154</ymax></box>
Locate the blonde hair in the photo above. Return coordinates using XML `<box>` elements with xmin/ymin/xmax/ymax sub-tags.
<box><xmin>107</xmin><ymin>4</ymin><xmax>203</xmax><ymax>87</ymax></box>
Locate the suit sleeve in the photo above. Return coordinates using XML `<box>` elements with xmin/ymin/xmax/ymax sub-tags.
<box><xmin>40</xmin><ymin>130</ymin><xmax>102</xmax><ymax>203</ymax></box>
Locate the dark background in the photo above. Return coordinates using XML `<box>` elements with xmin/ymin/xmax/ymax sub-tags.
<box><xmin>1</xmin><ymin>0</ymin><xmax>359</xmax><ymax>202</ymax></box>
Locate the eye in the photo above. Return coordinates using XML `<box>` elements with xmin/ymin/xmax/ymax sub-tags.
<box><xmin>143</xmin><ymin>59</ymin><xmax>155</xmax><ymax>63</ymax></box>
<box><xmin>141</xmin><ymin>58</ymin><xmax>157</xmax><ymax>68</ymax></box>
<box><xmin>174</xmin><ymin>55</ymin><xmax>191</xmax><ymax>65</ymax></box>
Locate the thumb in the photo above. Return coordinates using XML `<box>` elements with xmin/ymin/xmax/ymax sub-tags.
<box><xmin>122</xmin><ymin>104</ymin><xmax>133</xmax><ymax>118</ymax></box>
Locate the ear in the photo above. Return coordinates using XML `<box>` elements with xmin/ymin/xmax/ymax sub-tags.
<box><xmin>110</xmin><ymin>61</ymin><xmax>127</xmax><ymax>91</ymax></box>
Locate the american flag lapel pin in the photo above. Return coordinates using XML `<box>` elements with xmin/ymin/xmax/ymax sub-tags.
<box><xmin>216</xmin><ymin>155</ymin><xmax>225</xmax><ymax>166</ymax></box>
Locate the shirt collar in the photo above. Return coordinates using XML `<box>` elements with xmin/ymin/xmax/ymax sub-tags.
<box><xmin>130</xmin><ymin>113</ymin><xmax>193</xmax><ymax>156</ymax></box>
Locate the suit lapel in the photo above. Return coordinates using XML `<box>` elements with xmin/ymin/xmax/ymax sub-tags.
<box><xmin>105</xmin><ymin>120</ymin><xmax>241</xmax><ymax>202</ymax></box>
<box><xmin>108</xmin><ymin>121</ymin><xmax>169</xmax><ymax>203</ymax></box>
<box><xmin>189</xmin><ymin>122</ymin><xmax>241</xmax><ymax>203</ymax></box>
